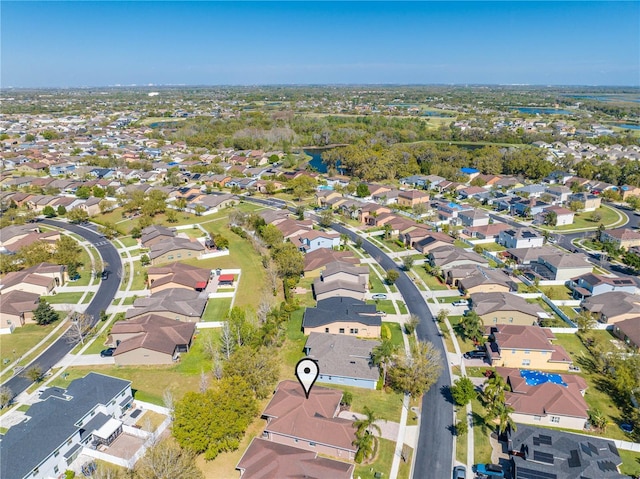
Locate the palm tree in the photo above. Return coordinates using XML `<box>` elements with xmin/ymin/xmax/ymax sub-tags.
<box><xmin>353</xmin><ymin>406</ymin><xmax>382</xmax><ymax>439</ymax></box>
<box><xmin>495</xmin><ymin>402</ymin><xmax>517</xmax><ymax>436</ymax></box>
<box><xmin>371</xmin><ymin>339</ymin><xmax>397</xmax><ymax>386</ymax></box>
<box><xmin>462</xmin><ymin>311</ymin><xmax>483</xmax><ymax>344</ymax></box>
<box><xmin>353</xmin><ymin>406</ymin><xmax>381</xmax><ymax>464</ymax></box>
<box><xmin>353</xmin><ymin>430</ymin><xmax>375</xmax><ymax>464</ymax></box>
<box><xmin>483</xmin><ymin>373</ymin><xmax>510</xmax><ymax>415</ymax></box>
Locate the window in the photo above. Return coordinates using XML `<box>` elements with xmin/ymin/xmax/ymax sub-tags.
<box><xmin>168</xmin><ymin>255</ymin><xmax>174</xmax><ymax>260</ymax></box>
<box><xmin>525</xmin><ymin>350</ymin><xmax>530</xmax><ymax>354</ymax></box>
<box><xmin>309</xmin><ymin>442</ymin><xmax>316</xmax><ymax>447</ymax></box>
<box><xmin>551</xmin><ymin>416</ymin><xmax>560</xmax><ymax>423</ymax></box>
<box><xmin>67</xmin><ymin>438</ymin><xmax>72</xmax><ymax>445</ymax></box>
<box><xmin>54</xmin><ymin>450</ymin><xmax>60</xmax><ymax>457</ymax></box>
<box><xmin>325</xmin><ymin>328</ymin><xmax>329</xmax><ymax>333</ymax></box>
<box><xmin>509</xmin><ymin>317</ymin><xmax>513</xmax><ymax>323</ymax></box>
<box><xmin>54</xmin><ymin>466</ymin><xmax>59</xmax><ymax>474</ymax></box>
<box><xmin>339</xmin><ymin>328</ymin><xmax>345</xmax><ymax>334</ymax></box>
<box><xmin>350</xmin><ymin>328</ymin><xmax>359</xmax><ymax>334</ymax></box>
<box><xmin>534</xmin><ymin>416</ymin><xmax>541</xmax><ymax>421</ymax></box>
<box><xmin>522</xmin><ymin>359</ymin><xmax>531</xmax><ymax>366</ymax></box>
<box><xmin>493</xmin><ymin>317</ymin><xmax>497</xmax><ymax>323</ymax></box>
<box><xmin>511</xmin><ymin>350</ymin><xmax>516</xmax><ymax>354</ymax></box>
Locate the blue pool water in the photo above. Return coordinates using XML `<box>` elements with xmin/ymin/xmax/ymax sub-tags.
<box><xmin>520</xmin><ymin>370</ymin><xmax>567</xmax><ymax>387</ymax></box>
<box><xmin>317</xmin><ymin>185</ymin><xmax>334</xmax><ymax>191</ymax></box>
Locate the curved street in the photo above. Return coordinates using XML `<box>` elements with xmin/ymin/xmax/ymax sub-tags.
<box><xmin>2</xmin><ymin>219</ymin><xmax>122</xmax><ymax>397</ymax></box>
<box><xmin>330</xmin><ymin>222</ymin><xmax>454</xmax><ymax>479</ymax></box>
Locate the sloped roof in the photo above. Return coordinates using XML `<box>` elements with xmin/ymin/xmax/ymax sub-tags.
<box><xmin>126</xmin><ymin>288</ymin><xmax>207</xmax><ymax>319</ymax></box>
<box><xmin>305</xmin><ymin>332</ymin><xmax>380</xmax><ymax>381</ymax></box>
<box><xmin>148</xmin><ymin>262</ymin><xmax>210</xmax><ymax>290</ymax></box>
<box><xmin>303</xmin><ymin>297</ymin><xmax>381</xmax><ymax>328</ymax></box>
<box><xmin>471</xmin><ymin>292</ymin><xmax>545</xmax><ymax>318</ymax></box>
<box><xmin>303</xmin><ymin>248</ymin><xmax>358</xmax><ymax>272</ymax></box>
<box><xmin>112</xmin><ymin>314</ymin><xmax>195</xmax><ymax>356</ymax></box>
<box><xmin>148</xmin><ymin>237</ymin><xmax>204</xmax><ymax>260</ymax></box>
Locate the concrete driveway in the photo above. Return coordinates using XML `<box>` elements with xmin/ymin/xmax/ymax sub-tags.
<box><xmin>56</xmin><ymin>354</ymin><xmax>115</xmax><ymax>367</ymax></box>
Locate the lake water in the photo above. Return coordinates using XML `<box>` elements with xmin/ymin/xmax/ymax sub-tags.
<box><xmin>615</xmin><ymin>123</ymin><xmax>640</xmax><ymax>130</ymax></box>
<box><xmin>512</xmin><ymin>107</ymin><xmax>573</xmax><ymax>115</ymax></box>
<box><xmin>304</xmin><ymin>148</ymin><xmax>339</xmax><ymax>174</ymax></box>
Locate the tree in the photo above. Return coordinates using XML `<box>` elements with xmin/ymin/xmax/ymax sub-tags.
<box><xmin>450</xmin><ymin>376</ymin><xmax>476</xmax><ymax>406</ymax></box>
<box><xmin>371</xmin><ymin>339</ymin><xmax>397</xmax><ymax>385</ymax></box>
<box><xmin>55</xmin><ymin>235</ymin><xmax>82</xmax><ymax>275</ymax></box>
<box><xmin>213</xmin><ymin>234</ymin><xmax>229</xmax><ymax>249</ymax></box>
<box><xmin>404</xmin><ymin>314</ymin><xmax>420</xmax><ymax>334</ymax></box>
<box><xmin>165</xmin><ymin>209</ymin><xmax>178</xmax><ymax>223</ymax></box>
<box><xmin>575</xmin><ymin>312</ymin><xmax>597</xmax><ymax>334</ymax></box>
<box><xmin>224</xmin><ymin>346</ymin><xmax>279</xmax><ymax>399</ymax></box>
<box><xmin>57</xmin><ymin>205</ymin><xmax>67</xmax><ymax>216</ymax></box>
<box><xmin>402</xmin><ymin>256</ymin><xmax>414</xmax><ymax>271</ymax></box>
<box><xmin>259</xmin><ymin>224</ymin><xmax>284</xmax><ymax>247</ymax></box>
<box><xmin>352</xmin><ymin>406</ymin><xmax>381</xmax><ymax>463</ymax></box>
<box><xmin>318</xmin><ymin>208</ymin><xmax>334</xmax><ymax>228</ymax></box>
<box><xmin>42</xmin><ymin>205</ymin><xmax>57</xmax><ymax>217</ymax></box>
<box><xmin>17</xmin><ymin>240</ymin><xmax>53</xmax><ymax>267</ymax></box>
<box><xmin>356</xmin><ymin>182</ymin><xmax>371</xmax><ymax>198</ymax></box>
<box><xmin>23</xmin><ymin>364</ymin><xmax>44</xmax><ymax>383</ymax></box>
<box><xmin>436</xmin><ymin>308</ymin><xmax>450</xmax><ymax>325</ymax></box>
<box><xmin>194</xmin><ymin>205</ymin><xmax>206</xmax><ymax>216</ymax></box>
<box><xmin>590</xmin><ymin>210</ymin><xmax>603</xmax><ymax>223</ymax></box>
<box><xmin>495</xmin><ymin>402</ymin><xmax>517</xmax><ymax>436</ymax></box>
<box><xmin>461</xmin><ymin>311</ymin><xmax>483</xmax><ymax>343</ymax></box>
<box><xmin>135</xmin><ymin>439</ymin><xmax>204</xmax><ymax>479</ymax></box>
<box><xmin>67</xmin><ymin>207</ymin><xmax>89</xmax><ymax>224</ymax></box>
<box><xmin>140</xmin><ymin>254</ymin><xmax>151</xmax><ymax>266</ymax></box>
<box><xmin>543</xmin><ymin>210</ymin><xmax>557</xmax><ymax>226</ymax></box>
<box><xmin>588</xmin><ymin>408</ymin><xmax>608</xmax><ymax>432</ymax></box>
<box><xmin>99</xmin><ymin>199</ymin><xmax>115</xmax><ymax>214</ymax></box>
<box><xmin>483</xmin><ymin>373</ymin><xmax>510</xmax><ymax>416</ymax></box>
<box><xmin>75</xmin><ymin>186</ymin><xmax>91</xmax><ymax>199</ymax></box>
<box><xmin>385</xmin><ymin>269</ymin><xmax>399</xmax><ymax>285</ymax></box>
<box><xmin>388</xmin><ymin>340</ymin><xmax>442</xmax><ymax>397</ymax></box>
<box><xmin>34</xmin><ymin>298</ymin><xmax>59</xmax><ymax>325</ymax></box>
<box><xmin>175</xmin><ymin>197</ymin><xmax>188</xmax><ymax>211</ymax></box>
<box><xmin>66</xmin><ymin>313</ymin><xmax>93</xmax><ymax>345</ymax></box>
<box><xmin>289</xmin><ymin>175</ymin><xmax>316</xmax><ymax>200</ymax></box>
<box><xmin>172</xmin><ymin>376</ymin><xmax>258</xmax><ymax>460</ymax></box>
<box><xmin>272</xmin><ymin>242</ymin><xmax>304</xmax><ymax>279</ymax></box>
<box><xmin>569</xmin><ymin>200</ymin><xmax>583</xmax><ymax>212</ymax></box>
<box><xmin>0</xmin><ymin>386</ymin><xmax>14</xmax><ymax>409</ymax></box>
<box><xmin>98</xmin><ymin>222</ymin><xmax>119</xmax><ymax>239</ymax></box>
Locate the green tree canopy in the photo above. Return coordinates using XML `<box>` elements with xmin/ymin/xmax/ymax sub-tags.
<box><xmin>450</xmin><ymin>376</ymin><xmax>477</xmax><ymax>406</ymax></box>
<box><xmin>388</xmin><ymin>340</ymin><xmax>442</xmax><ymax>397</ymax></box>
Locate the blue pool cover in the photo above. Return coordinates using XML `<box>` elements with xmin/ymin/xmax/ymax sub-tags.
<box><xmin>520</xmin><ymin>369</ymin><xmax>567</xmax><ymax>387</ymax></box>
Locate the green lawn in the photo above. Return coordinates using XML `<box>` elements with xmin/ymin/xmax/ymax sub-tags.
<box><xmin>559</xmin><ymin>306</ymin><xmax>579</xmax><ymax>319</ymax></box>
<box><xmin>398</xmin><ymin>302</ymin><xmax>408</xmax><ymax>314</ymax></box>
<box><xmin>42</xmin><ymin>292</ymin><xmax>85</xmax><ymax>304</ymax></box>
<box><xmin>448</xmin><ymin>315</ymin><xmax>476</xmax><ymax>353</ymax></box>
<box><xmin>354</xmin><ymin>438</ymin><xmax>396</xmax><ymax>479</ymax></box>
<box><xmin>471</xmin><ymin>396</ymin><xmax>493</xmax><ymax>464</ymax></box>
<box><xmin>413</xmin><ymin>266</ymin><xmax>448</xmax><ymax>290</ymax></box>
<box><xmin>201</xmin><ymin>298</ymin><xmax>232</xmax><ymax>322</ymax></box>
<box><xmin>334</xmin><ymin>385</ymin><xmax>404</xmax><ymax>422</ymax></box>
<box><xmin>70</xmin><ymin>247</ymin><xmax>94</xmax><ymax>287</ymax></box>
<box><xmin>82</xmin><ymin>292</ymin><xmax>95</xmax><ymax>304</ymax></box>
<box><xmin>0</xmin><ymin>322</ymin><xmax>61</xmax><ymax>371</ymax></box>
<box><xmin>476</xmin><ymin>242</ymin><xmax>505</xmax><ymax>252</ymax></box>
<box><xmin>539</xmin><ymin>285</ymin><xmax>573</xmax><ymax>300</ymax></box>
<box><xmin>619</xmin><ymin>449</ymin><xmax>640</xmax><ymax>478</ymax></box>
<box><xmin>368</xmin><ymin>299</ymin><xmax>396</xmax><ymax>314</ymax></box>
<box><xmin>118</xmin><ymin>236</ymin><xmax>138</xmax><ymax>248</ymax></box>
<box><xmin>129</xmin><ymin>261</ymin><xmax>147</xmax><ymax>291</ymax></box>
<box><xmin>383</xmin><ymin>321</ymin><xmax>404</xmax><ymax>348</ymax></box>
<box><xmin>82</xmin><ymin>330</ymin><xmax>111</xmax><ymax>355</ymax></box>
<box><xmin>369</xmin><ymin>269</ymin><xmax>387</xmax><ymax>293</ymax></box>
<box><xmin>539</xmin><ymin>206</ymin><xmax>622</xmax><ymax>231</ymax></box>
<box><xmin>455</xmin><ymin>406</ymin><xmax>468</xmax><ymax>464</ymax></box>
<box><xmin>282</xmin><ymin>309</ymin><xmax>307</xmax><ymax>376</ymax></box>
<box><xmin>553</xmin><ymin>332</ymin><xmax>632</xmax><ymax>441</ymax></box>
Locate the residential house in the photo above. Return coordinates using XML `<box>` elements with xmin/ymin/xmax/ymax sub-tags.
<box><xmin>358</xmin><ymin>203</ymin><xmax>391</xmax><ymax>224</ymax></box>
<box><xmin>508</xmin><ymin>425</ymin><xmax>628</xmax><ymax>479</ymax></box>
<box><xmin>108</xmin><ymin>314</ymin><xmax>196</xmax><ymax>365</ymax></box>
<box><xmin>567</xmin><ymin>272</ymin><xmax>639</xmax><ymax>300</ymax></box>
<box><xmin>458</xmin><ymin>208</ymin><xmax>490</xmax><ymax>228</ymax></box>
<box><xmin>540</xmin><ymin>205</ymin><xmax>575</xmax><ymax>226</ymax></box>
<box><xmin>126</xmin><ymin>288</ymin><xmax>208</xmax><ymax>322</ymax></box>
<box><xmin>568</xmin><ymin>192</ymin><xmax>601</xmax><ymax>212</ymax></box>
<box><xmin>612</xmin><ymin>317</ymin><xmax>640</xmax><ymax>351</ymax></box>
<box><xmin>315</xmin><ymin>189</ymin><xmax>342</xmax><ymax>208</ymax></box>
<box><xmin>400</xmin><ymin>174</ymin><xmax>430</xmax><ymax>189</ymax></box>
<box><xmin>534</xmin><ymin>252</ymin><xmax>591</xmax><ymax>281</ymax></box>
<box><xmin>621</xmin><ymin>184</ymin><xmax>640</xmax><ymax>200</ymax></box>
<box><xmin>147</xmin><ymin>262</ymin><xmax>210</xmax><ymax>294</ymax></box>
<box><xmin>497</xmin><ymin>368</ymin><xmax>588</xmax><ymax>430</ymax></box>
<box><xmin>148</xmin><ymin>237</ymin><xmax>204</xmax><ymax>265</ymax></box>
<box><xmin>504</xmin><ymin>245</ymin><xmax>560</xmax><ymax>266</ymax></box>
<box><xmin>16</xmin><ymin>162</ymin><xmax>48</xmax><ymax>175</ymax></box>
<box><xmin>463</xmin><ymin>222</ymin><xmax>511</xmax><ymax>240</ymax></box>
<box><xmin>485</xmin><ymin>324</ymin><xmax>572</xmax><ymax>371</ymax></box>
<box><xmin>397</xmin><ymin>189</ymin><xmax>429</xmax><ymax>208</ymax></box>
<box><xmin>312</xmin><ymin>261</ymin><xmax>369</xmax><ymax>301</ymax></box>
<box><xmin>187</xmin><ymin>193</ymin><xmax>236</xmax><ymax>214</ymax></box>
<box><xmin>600</xmin><ymin>228</ymin><xmax>640</xmax><ymax>250</ymax></box>
<box><xmin>513</xmin><ymin>184</ymin><xmax>547</xmax><ymax>198</ymax></box>
<box><xmin>413</xmin><ymin>231</ymin><xmax>455</xmax><ymax>253</ymax></box>
<box><xmin>470</xmin><ymin>292</ymin><xmax>547</xmax><ymax>326</ymax></box>
<box><xmin>261</xmin><ymin>380</ymin><xmax>357</xmax><ymax>461</ymax></box>
<box><xmin>545</xmin><ymin>185</ymin><xmax>572</xmax><ymax>204</ymax></box>
<box><xmin>581</xmin><ymin>291</ymin><xmax>640</xmax><ymax>324</ymax></box>
<box><xmin>236</xmin><ymin>438</ymin><xmax>354</xmax><ymax>479</ymax></box>
<box><xmin>140</xmin><ymin>225</ymin><xmax>176</xmax><ymax>248</ymax></box>
<box><xmin>49</xmin><ymin>163</ymin><xmax>76</xmax><ymax>176</ymax></box>
<box><xmin>303</xmin><ymin>248</ymin><xmax>359</xmax><ymax>277</ymax></box>
<box><xmin>371</xmin><ymin>188</ymin><xmax>401</xmax><ymax>205</ymax></box>
<box><xmin>498</xmin><ymin>228</ymin><xmax>544</xmax><ymax>249</ymax></box>
<box><xmin>458</xmin><ymin>186</ymin><xmax>487</xmax><ymax>201</ymax></box>
<box><xmin>401</xmin><ymin>226</ymin><xmax>433</xmax><ymax>248</ymax></box>
<box><xmin>457</xmin><ymin>266</ymin><xmax>514</xmax><ymax>295</ymax></box>
<box><xmin>1</xmin><ymin>262</ymin><xmax>65</xmax><ymax>295</ymax></box>
<box><xmin>304</xmin><ymin>332</ymin><xmax>380</xmax><ymax>389</ymax></box>
<box><xmin>0</xmin><ymin>290</ymin><xmax>40</xmax><ymax>333</ymax></box>
<box><xmin>0</xmin><ymin>373</ymin><xmax>133</xmax><ymax>479</ymax></box>
<box><xmin>427</xmin><ymin>245</ymin><xmax>488</xmax><ymax>282</ymax></box>
<box><xmin>292</xmin><ymin>229</ymin><xmax>341</xmax><ymax>253</ymax></box>
<box><xmin>273</xmin><ymin>218</ymin><xmax>314</xmax><ymax>240</ymax></box>
<box><xmin>302</xmin><ymin>297</ymin><xmax>381</xmax><ymax>338</ymax></box>
<box><xmin>512</xmin><ymin>198</ymin><xmax>549</xmax><ymax>217</ymax></box>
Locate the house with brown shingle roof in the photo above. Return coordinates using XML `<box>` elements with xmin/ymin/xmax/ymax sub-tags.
<box><xmin>0</xmin><ymin>290</ymin><xmax>40</xmax><ymax>332</ymax></box>
<box><xmin>261</xmin><ymin>380</ymin><xmax>357</xmax><ymax>461</ymax></box>
<box><xmin>581</xmin><ymin>291</ymin><xmax>640</xmax><ymax>324</ymax></box>
<box><xmin>601</xmin><ymin>228</ymin><xmax>640</xmax><ymax>250</ymax></box>
<box><xmin>312</xmin><ymin>261</ymin><xmax>369</xmax><ymax>301</ymax></box>
<box><xmin>236</xmin><ymin>437</ymin><xmax>354</xmax><ymax>479</ymax></box>
<box><xmin>1</xmin><ymin>262</ymin><xmax>65</xmax><ymax>296</ymax></box>
<box><xmin>612</xmin><ymin>317</ymin><xmax>640</xmax><ymax>351</ymax></box>
<box><xmin>397</xmin><ymin>189</ymin><xmax>429</xmax><ymax>208</ymax></box>
<box><xmin>485</xmin><ymin>324</ymin><xmax>572</xmax><ymax>371</ymax></box>
<box><xmin>148</xmin><ymin>237</ymin><xmax>204</xmax><ymax>265</ymax></box>
<box><xmin>303</xmin><ymin>248</ymin><xmax>358</xmax><ymax>277</ymax></box>
<box><xmin>496</xmin><ymin>367</ymin><xmax>588</xmax><ymax>430</ymax></box>
<box><xmin>147</xmin><ymin>262</ymin><xmax>210</xmax><ymax>294</ymax></box>
<box><xmin>125</xmin><ymin>288</ymin><xmax>207</xmax><ymax>322</ymax></box>
<box><xmin>108</xmin><ymin>314</ymin><xmax>195</xmax><ymax>365</ymax></box>
<box><xmin>470</xmin><ymin>292</ymin><xmax>546</xmax><ymax>326</ymax></box>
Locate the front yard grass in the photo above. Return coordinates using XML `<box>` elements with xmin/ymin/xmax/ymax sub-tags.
<box><xmin>129</xmin><ymin>260</ymin><xmax>147</xmax><ymax>291</ymax></box>
<box><xmin>368</xmin><ymin>299</ymin><xmax>396</xmax><ymax>314</ymax></box>
<box><xmin>448</xmin><ymin>315</ymin><xmax>476</xmax><ymax>353</ymax></box>
<box><xmin>455</xmin><ymin>405</ymin><xmax>468</xmax><ymax>464</ymax></box>
<box><xmin>619</xmin><ymin>450</ymin><xmax>640</xmax><ymax>478</ymax></box>
<box><xmin>538</xmin><ymin>285</ymin><xmax>572</xmax><ymax>300</ymax></box>
<box><xmin>354</xmin><ymin>438</ymin><xmax>396</xmax><ymax>479</ymax></box>
<box><xmin>471</xmin><ymin>396</ymin><xmax>493</xmax><ymax>464</ymax></box>
<box><xmin>0</xmin><ymin>322</ymin><xmax>61</xmax><ymax>372</ymax></box>
<box><xmin>384</xmin><ymin>321</ymin><xmax>404</xmax><ymax>348</ymax></box>
<box><xmin>538</xmin><ymin>205</ymin><xmax>622</xmax><ymax>231</ymax></box>
<box><xmin>413</xmin><ymin>266</ymin><xmax>448</xmax><ymax>290</ymax></box>
<box><xmin>42</xmin><ymin>292</ymin><xmax>84</xmax><ymax>304</ymax></box>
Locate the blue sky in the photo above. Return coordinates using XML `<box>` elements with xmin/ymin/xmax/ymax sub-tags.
<box><xmin>2</xmin><ymin>1</ymin><xmax>639</xmax><ymax>87</ymax></box>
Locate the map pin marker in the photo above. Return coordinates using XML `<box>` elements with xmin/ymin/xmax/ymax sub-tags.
<box><xmin>295</xmin><ymin>357</ymin><xmax>319</xmax><ymax>399</ymax></box>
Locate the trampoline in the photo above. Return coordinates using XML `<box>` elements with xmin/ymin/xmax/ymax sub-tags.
<box><xmin>520</xmin><ymin>369</ymin><xmax>567</xmax><ymax>387</ymax></box>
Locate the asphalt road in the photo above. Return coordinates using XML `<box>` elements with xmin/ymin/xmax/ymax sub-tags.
<box><xmin>330</xmin><ymin>222</ymin><xmax>454</xmax><ymax>479</ymax></box>
<box><xmin>2</xmin><ymin>219</ymin><xmax>122</xmax><ymax>397</ymax></box>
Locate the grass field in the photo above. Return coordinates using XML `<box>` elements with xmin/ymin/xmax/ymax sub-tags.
<box><xmin>619</xmin><ymin>449</ymin><xmax>640</xmax><ymax>478</ymax></box>
<box><xmin>412</xmin><ymin>266</ymin><xmax>448</xmax><ymax>290</ymax></box>
<box><xmin>369</xmin><ymin>299</ymin><xmax>396</xmax><ymax>314</ymax></box>
<box><xmin>455</xmin><ymin>406</ymin><xmax>468</xmax><ymax>463</ymax></box>
<box><xmin>42</xmin><ymin>292</ymin><xmax>85</xmax><ymax>304</ymax></box>
<box><xmin>471</xmin><ymin>397</ymin><xmax>493</xmax><ymax>464</ymax></box>
<box><xmin>538</xmin><ymin>285</ymin><xmax>573</xmax><ymax>300</ymax></box>
<box><xmin>354</xmin><ymin>438</ymin><xmax>396</xmax><ymax>479</ymax></box>
<box><xmin>384</xmin><ymin>321</ymin><xmax>404</xmax><ymax>348</ymax></box>
<box><xmin>201</xmin><ymin>298</ymin><xmax>232</xmax><ymax>322</ymax></box>
<box><xmin>0</xmin><ymin>322</ymin><xmax>61</xmax><ymax>371</ymax></box>
<box><xmin>538</xmin><ymin>205</ymin><xmax>623</xmax><ymax>231</ymax></box>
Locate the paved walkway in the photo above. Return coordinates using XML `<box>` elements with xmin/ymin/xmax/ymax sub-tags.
<box><xmin>57</xmin><ymin>353</ymin><xmax>115</xmax><ymax>367</ymax></box>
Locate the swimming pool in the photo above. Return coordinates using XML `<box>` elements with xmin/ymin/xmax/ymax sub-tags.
<box><xmin>520</xmin><ymin>369</ymin><xmax>567</xmax><ymax>387</ymax></box>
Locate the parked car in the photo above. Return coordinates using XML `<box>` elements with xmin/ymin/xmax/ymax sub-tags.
<box><xmin>101</xmin><ymin>270</ymin><xmax>109</xmax><ymax>280</ymax></box>
<box><xmin>100</xmin><ymin>348</ymin><xmax>116</xmax><ymax>358</ymax></box>
<box><xmin>376</xmin><ymin>310</ymin><xmax>388</xmax><ymax>317</ymax></box>
<box><xmin>463</xmin><ymin>350</ymin><xmax>486</xmax><ymax>360</ymax></box>
<box><xmin>452</xmin><ymin>299</ymin><xmax>468</xmax><ymax>307</ymax></box>
<box><xmin>371</xmin><ymin>293</ymin><xmax>387</xmax><ymax>300</ymax></box>
<box><xmin>452</xmin><ymin>465</ymin><xmax>466</xmax><ymax>479</ymax></box>
<box><xmin>475</xmin><ymin>463</ymin><xmax>504</xmax><ymax>477</ymax></box>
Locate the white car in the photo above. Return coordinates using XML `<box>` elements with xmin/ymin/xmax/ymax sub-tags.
<box><xmin>452</xmin><ymin>299</ymin><xmax>468</xmax><ymax>307</ymax></box>
<box><xmin>371</xmin><ymin>293</ymin><xmax>387</xmax><ymax>300</ymax></box>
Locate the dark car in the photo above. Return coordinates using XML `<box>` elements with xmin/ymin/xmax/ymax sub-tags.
<box><xmin>453</xmin><ymin>465</ymin><xmax>466</xmax><ymax>479</ymax></box>
<box><xmin>101</xmin><ymin>270</ymin><xmax>109</xmax><ymax>280</ymax></box>
<box><xmin>100</xmin><ymin>348</ymin><xmax>115</xmax><ymax>357</ymax></box>
<box><xmin>463</xmin><ymin>350</ymin><xmax>486</xmax><ymax>359</ymax></box>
